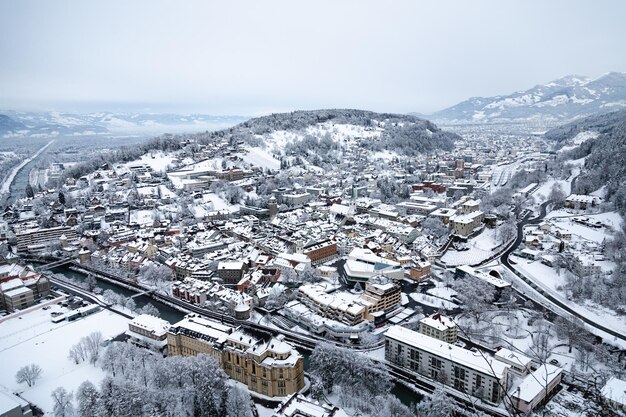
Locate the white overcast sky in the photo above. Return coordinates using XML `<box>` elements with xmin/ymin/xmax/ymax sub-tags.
<box><xmin>1</xmin><ymin>0</ymin><xmax>625</xmax><ymax>116</ymax></box>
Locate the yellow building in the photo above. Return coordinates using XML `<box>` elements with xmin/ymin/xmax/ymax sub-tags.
<box><xmin>167</xmin><ymin>315</ymin><xmax>304</xmax><ymax>398</ymax></box>
<box><xmin>223</xmin><ymin>330</ymin><xmax>305</xmax><ymax>397</ymax></box>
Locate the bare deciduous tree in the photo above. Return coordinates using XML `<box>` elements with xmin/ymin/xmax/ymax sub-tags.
<box><xmin>15</xmin><ymin>363</ymin><xmax>43</xmax><ymax>387</ymax></box>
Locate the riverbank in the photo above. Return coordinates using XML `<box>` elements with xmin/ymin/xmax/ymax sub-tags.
<box><xmin>0</xmin><ymin>140</ymin><xmax>54</xmax><ymax>195</ymax></box>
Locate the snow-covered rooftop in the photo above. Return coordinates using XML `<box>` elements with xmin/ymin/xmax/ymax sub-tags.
<box><xmin>512</xmin><ymin>364</ymin><xmax>562</xmax><ymax>403</ymax></box>
<box><xmin>602</xmin><ymin>376</ymin><xmax>626</xmax><ymax>406</ymax></box>
<box><xmin>385</xmin><ymin>325</ymin><xmax>509</xmax><ymax>378</ymax></box>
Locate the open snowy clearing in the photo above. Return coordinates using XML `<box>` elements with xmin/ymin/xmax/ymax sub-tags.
<box><xmin>122</xmin><ymin>151</ymin><xmax>177</xmax><ymax>173</ymax></box>
<box><xmin>441</xmin><ymin>228</ymin><xmax>506</xmax><ymax>266</ymax></box>
<box><xmin>0</xmin><ymin>304</ymin><xmax>129</xmax><ymax>415</ymax></box>
<box><xmin>238</xmin><ymin>147</ymin><xmax>280</xmax><ymax>170</ymax></box>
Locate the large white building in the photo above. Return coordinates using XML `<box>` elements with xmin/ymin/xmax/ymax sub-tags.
<box><xmin>384</xmin><ymin>325</ymin><xmax>510</xmax><ymax>404</ymax></box>
<box><xmin>343</xmin><ymin>248</ymin><xmax>404</xmax><ymax>281</ymax></box>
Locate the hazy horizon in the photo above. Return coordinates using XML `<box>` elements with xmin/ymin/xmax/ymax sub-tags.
<box><xmin>1</xmin><ymin>0</ymin><xmax>625</xmax><ymax>116</ymax></box>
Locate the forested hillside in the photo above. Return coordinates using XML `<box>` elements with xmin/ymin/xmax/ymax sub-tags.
<box><xmin>547</xmin><ymin>110</ymin><xmax>626</xmax><ymax>218</ymax></box>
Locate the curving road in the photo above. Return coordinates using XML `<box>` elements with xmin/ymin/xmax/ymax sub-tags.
<box><xmin>500</xmin><ymin>202</ymin><xmax>626</xmax><ymax>343</ymax></box>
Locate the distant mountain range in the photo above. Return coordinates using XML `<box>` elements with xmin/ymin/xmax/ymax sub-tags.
<box><xmin>0</xmin><ymin>111</ymin><xmax>249</xmax><ymax>137</ymax></box>
<box><xmin>429</xmin><ymin>72</ymin><xmax>626</xmax><ymax>124</ymax></box>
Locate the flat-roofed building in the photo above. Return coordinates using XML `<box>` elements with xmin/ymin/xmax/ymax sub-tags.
<box><xmin>511</xmin><ymin>364</ymin><xmax>563</xmax><ymax>413</ymax></box>
<box><xmin>494</xmin><ymin>348</ymin><xmax>532</xmax><ymax>377</ymax></box>
<box><xmin>0</xmin><ymin>385</ymin><xmax>33</xmax><ymax>417</ymax></box>
<box><xmin>298</xmin><ymin>284</ymin><xmax>366</xmax><ymax>326</ymax></box>
<box><xmin>15</xmin><ymin>225</ymin><xmax>78</xmax><ymax>253</ymax></box>
<box><xmin>359</xmin><ymin>278</ymin><xmax>401</xmax><ymax>320</ymax></box>
<box><xmin>343</xmin><ymin>247</ymin><xmax>403</xmax><ymax>282</ymax></box>
<box><xmin>385</xmin><ymin>325</ymin><xmax>509</xmax><ymax>404</ymax></box>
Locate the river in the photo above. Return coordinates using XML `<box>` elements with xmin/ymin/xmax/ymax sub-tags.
<box><xmin>54</xmin><ymin>267</ymin><xmax>422</xmax><ymax>407</ymax></box>
<box><xmin>53</xmin><ymin>267</ymin><xmax>185</xmax><ymax>323</ymax></box>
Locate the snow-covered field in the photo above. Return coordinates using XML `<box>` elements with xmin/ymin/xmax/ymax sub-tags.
<box><xmin>409</xmin><ymin>292</ymin><xmax>457</xmax><ymax>310</ymax></box>
<box><xmin>238</xmin><ymin>147</ymin><xmax>280</xmax><ymax>170</ymax></box>
<box><xmin>0</xmin><ymin>304</ymin><xmax>129</xmax><ymax>415</ymax></box>
<box><xmin>123</xmin><ymin>151</ymin><xmax>177</xmax><ymax>173</ymax></box>
<box><xmin>441</xmin><ymin>228</ymin><xmax>505</xmax><ymax>266</ymax></box>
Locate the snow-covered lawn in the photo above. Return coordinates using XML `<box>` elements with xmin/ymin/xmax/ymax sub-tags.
<box><xmin>426</xmin><ymin>280</ymin><xmax>457</xmax><ymax>301</ymax></box>
<box><xmin>409</xmin><ymin>293</ymin><xmax>457</xmax><ymax>310</ymax></box>
<box><xmin>0</xmin><ymin>304</ymin><xmax>129</xmax><ymax>415</ymax></box>
<box><xmin>512</xmin><ymin>256</ymin><xmax>568</xmax><ymax>293</ymax></box>
<box><xmin>125</xmin><ymin>152</ymin><xmax>177</xmax><ymax>173</ymax></box>
<box><xmin>202</xmin><ymin>192</ymin><xmax>238</xmax><ymax>212</ymax></box>
<box><xmin>441</xmin><ymin>228</ymin><xmax>506</xmax><ymax>266</ymax></box>
<box><xmin>238</xmin><ymin>147</ymin><xmax>280</xmax><ymax>170</ymax></box>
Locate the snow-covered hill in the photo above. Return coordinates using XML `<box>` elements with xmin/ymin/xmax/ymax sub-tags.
<box><xmin>430</xmin><ymin>72</ymin><xmax>626</xmax><ymax>124</ymax></box>
<box><xmin>0</xmin><ymin>111</ymin><xmax>248</xmax><ymax>138</ymax></box>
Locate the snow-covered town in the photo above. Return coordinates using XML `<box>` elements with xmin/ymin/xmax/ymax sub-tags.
<box><xmin>2</xmin><ymin>2</ymin><xmax>626</xmax><ymax>417</ymax></box>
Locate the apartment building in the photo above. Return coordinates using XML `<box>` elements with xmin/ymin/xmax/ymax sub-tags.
<box><xmin>0</xmin><ymin>264</ymin><xmax>50</xmax><ymax>312</ymax></box>
<box><xmin>15</xmin><ymin>225</ymin><xmax>78</xmax><ymax>253</ymax></box>
<box><xmin>418</xmin><ymin>313</ymin><xmax>458</xmax><ymax>344</ymax></box>
<box><xmin>385</xmin><ymin>326</ymin><xmax>509</xmax><ymax>404</ymax></box>
<box><xmin>409</xmin><ymin>260</ymin><xmax>431</xmax><ymax>281</ymax></box>
<box><xmin>297</xmin><ymin>284</ymin><xmax>366</xmax><ymax>326</ymax></box>
<box><xmin>302</xmin><ymin>240</ymin><xmax>337</xmax><ymax>265</ymax></box>
<box><xmin>167</xmin><ymin>315</ymin><xmax>304</xmax><ymax>398</ymax></box>
<box><xmin>360</xmin><ymin>279</ymin><xmax>401</xmax><ymax>320</ymax></box>
<box><xmin>217</xmin><ymin>261</ymin><xmax>247</xmax><ymax>285</ymax></box>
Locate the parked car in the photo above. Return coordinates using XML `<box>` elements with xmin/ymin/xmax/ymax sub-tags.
<box><xmin>549</xmin><ymin>359</ymin><xmax>560</xmax><ymax>366</ymax></box>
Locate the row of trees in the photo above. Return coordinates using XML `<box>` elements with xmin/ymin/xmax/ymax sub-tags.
<box><xmin>309</xmin><ymin>342</ymin><xmax>470</xmax><ymax>417</ymax></box>
<box><xmin>68</xmin><ymin>332</ymin><xmax>104</xmax><ymax>365</ymax></box>
<box><xmin>52</xmin><ymin>342</ymin><xmax>254</xmax><ymax>417</ymax></box>
<box><xmin>102</xmin><ymin>289</ymin><xmax>160</xmax><ymax>317</ymax></box>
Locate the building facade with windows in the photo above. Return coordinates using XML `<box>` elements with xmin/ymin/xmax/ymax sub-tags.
<box><xmin>385</xmin><ymin>325</ymin><xmax>509</xmax><ymax>404</ymax></box>
<box><xmin>418</xmin><ymin>313</ymin><xmax>458</xmax><ymax>344</ymax></box>
<box><xmin>167</xmin><ymin>315</ymin><xmax>304</xmax><ymax>398</ymax></box>
<box><xmin>222</xmin><ymin>330</ymin><xmax>304</xmax><ymax>398</ymax></box>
